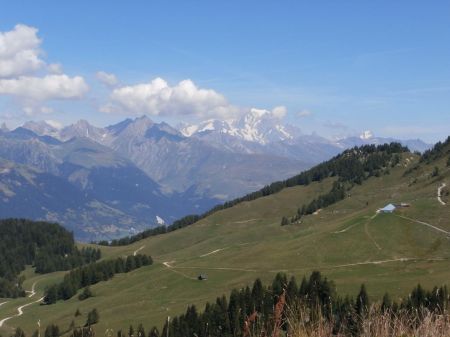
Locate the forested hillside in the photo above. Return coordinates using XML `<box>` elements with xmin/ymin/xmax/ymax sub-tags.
<box><xmin>101</xmin><ymin>142</ymin><xmax>408</xmax><ymax>246</ymax></box>
<box><xmin>0</xmin><ymin>219</ymin><xmax>100</xmax><ymax>298</ymax></box>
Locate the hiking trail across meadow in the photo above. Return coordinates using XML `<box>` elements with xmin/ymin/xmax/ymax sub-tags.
<box><xmin>438</xmin><ymin>183</ymin><xmax>447</xmax><ymax>205</ymax></box>
<box><xmin>0</xmin><ymin>281</ymin><xmax>43</xmax><ymax>328</ymax></box>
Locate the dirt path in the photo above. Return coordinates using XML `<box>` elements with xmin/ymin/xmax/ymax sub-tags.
<box><xmin>166</xmin><ymin>257</ymin><xmax>443</xmax><ymax>275</ymax></box>
<box><xmin>233</xmin><ymin>219</ymin><xmax>259</xmax><ymax>224</ymax></box>
<box><xmin>174</xmin><ymin>266</ymin><xmax>258</xmax><ymax>272</ymax></box>
<box><xmin>395</xmin><ymin>214</ymin><xmax>450</xmax><ymax>235</ymax></box>
<box><xmin>0</xmin><ymin>302</ymin><xmax>7</xmax><ymax>307</ymax></box>
<box><xmin>25</xmin><ymin>281</ymin><xmax>37</xmax><ymax>298</ymax></box>
<box><xmin>334</xmin><ymin>211</ymin><xmax>378</xmax><ymax>234</ymax></box>
<box><xmin>365</xmin><ymin>221</ymin><xmax>382</xmax><ymax>251</ymax></box>
<box><xmin>133</xmin><ymin>245</ymin><xmax>145</xmax><ymax>256</ymax></box>
<box><xmin>438</xmin><ymin>183</ymin><xmax>447</xmax><ymax>205</ymax></box>
<box><xmin>200</xmin><ymin>248</ymin><xmax>226</xmax><ymax>257</ymax></box>
<box><xmin>0</xmin><ymin>296</ymin><xmax>44</xmax><ymax>328</ymax></box>
<box><xmin>162</xmin><ymin>261</ymin><xmax>197</xmax><ymax>280</ymax></box>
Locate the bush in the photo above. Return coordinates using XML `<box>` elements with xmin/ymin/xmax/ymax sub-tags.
<box><xmin>78</xmin><ymin>286</ymin><xmax>93</xmax><ymax>301</ymax></box>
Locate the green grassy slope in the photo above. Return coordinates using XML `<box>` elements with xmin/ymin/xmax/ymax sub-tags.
<box><xmin>1</xmin><ymin>151</ymin><xmax>449</xmax><ymax>335</ymax></box>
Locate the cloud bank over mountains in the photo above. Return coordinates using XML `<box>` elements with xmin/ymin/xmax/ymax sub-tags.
<box><xmin>0</xmin><ymin>24</ymin><xmax>294</xmax><ymax>124</ymax></box>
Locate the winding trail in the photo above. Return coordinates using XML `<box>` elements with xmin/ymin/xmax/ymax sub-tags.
<box><xmin>395</xmin><ymin>214</ymin><xmax>450</xmax><ymax>236</ymax></box>
<box><xmin>0</xmin><ymin>302</ymin><xmax>8</xmax><ymax>307</ymax></box>
<box><xmin>133</xmin><ymin>245</ymin><xmax>145</xmax><ymax>256</ymax></box>
<box><xmin>25</xmin><ymin>281</ymin><xmax>37</xmax><ymax>298</ymax></box>
<box><xmin>0</xmin><ymin>296</ymin><xmax>44</xmax><ymax>327</ymax></box>
<box><xmin>438</xmin><ymin>183</ymin><xmax>447</xmax><ymax>205</ymax></box>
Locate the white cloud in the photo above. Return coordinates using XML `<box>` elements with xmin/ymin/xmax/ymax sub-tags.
<box><xmin>0</xmin><ymin>74</ymin><xmax>89</xmax><ymax>100</ymax></box>
<box><xmin>23</xmin><ymin>105</ymin><xmax>54</xmax><ymax>116</ymax></box>
<box><xmin>271</xmin><ymin>106</ymin><xmax>287</xmax><ymax>119</ymax></box>
<box><xmin>0</xmin><ymin>24</ymin><xmax>89</xmax><ymax>117</ymax></box>
<box><xmin>297</xmin><ymin>109</ymin><xmax>312</xmax><ymax>117</ymax></box>
<box><xmin>48</xmin><ymin>63</ymin><xmax>63</xmax><ymax>74</ymax></box>
<box><xmin>96</xmin><ymin>71</ymin><xmax>118</xmax><ymax>87</ymax></box>
<box><xmin>45</xmin><ymin>119</ymin><xmax>63</xmax><ymax>129</ymax></box>
<box><xmin>0</xmin><ymin>24</ymin><xmax>44</xmax><ymax>78</ymax></box>
<box><xmin>103</xmin><ymin>77</ymin><xmax>233</xmax><ymax>118</ymax></box>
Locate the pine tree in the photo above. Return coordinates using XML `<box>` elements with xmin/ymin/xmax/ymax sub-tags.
<box><xmin>44</xmin><ymin>325</ymin><xmax>59</xmax><ymax>337</ymax></box>
<box><xmin>272</xmin><ymin>273</ymin><xmax>287</xmax><ymax>298</ymax></box>
<box><xmin>78</xmin><ymin>286</ymin><xmax>93</xmax><ymax>300</ymax></box>
<box><xmin>355</xmin><ymin>284</ymin><xmax>370</xmax><ymax>316</ymax></box>
<box><xmin>148</xmin><ymin>327</ymin><xmax>159</xmax><ymax>337</ymax></box>
<box><xmin>14</xmin><ymin>328</ymin><xmax>26</xmax><ymax>337</ymax></box>
<box><xmin>85</xmin><ymin>308</ymin><xmax>99</xmax><ymax>326</ymax></box>
<box><xmin>381</xmin><ymin>293</ymin><xmax>391</xmax><ymax>312</ymax></box>
<box><xmin>128</xmin><ymin>325</ymin><xmax>135</xmax><ymax>337</ymax></box>
<box><xmin>44</xmin><ymin>285</ymin><xmax>58</xmax><ymax>304</ymax></box>
<box><xmin>280</xmin><ymin>216</ymin><xmax>289</xmax><ymax>226</ymax></box>
<box><xmin>432</xmin><ymin>166</ymin><xmax>440</xmax><ymax>177</ymax></box>
<box><xmin>251</xmin><ymin>278</ymin><xmax>264</xmax><ymax>312</ymax></box>
<box><xmin>286</xmin><ymin>276</ymin><xmax>298</xmax><ymax>306</ymax></box>
<box><xmin>137</xmin><ymin>324</ymin><xmax>145</xmax><ymax>337</ymax></box>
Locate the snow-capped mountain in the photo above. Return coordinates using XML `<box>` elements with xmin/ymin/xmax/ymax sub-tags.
<box><xmin>336</xmin><ymin>130</ymin><xmax>431</xmax><ymax>153</ymax></box>
<box><xmin>22</xmin><ymin>120</ymin><xmax>61</xmax><ymax>138</ymax></box>
<box><xmin>180</xmin><ymin>108</ymin><xmax>301</xmax><ymax>145</ymax></box>
<box><xmin>5</xmin><ymin>114</ymin><xmax>431</xmax><ymax>240</ymax></box>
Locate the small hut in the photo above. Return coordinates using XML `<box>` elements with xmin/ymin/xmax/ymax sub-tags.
<box><xmin>198</xmin><ymin>274</ymin><xmax>208</xmax><ymax>281</ymax></box>
<box><xmin>379</xmin><ymin>203</ymin><xmax>396</xmax><ymax>213</ymax></box>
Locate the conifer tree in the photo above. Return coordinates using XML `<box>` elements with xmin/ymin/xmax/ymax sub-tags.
<box><xmin>148</xmin><ymin>327</ymin><xmax>159</xmax><ymax>337</ymax></box>
<box><xmin>14</xmin><ymin>328</ymin><xmax>26</xmax><ymax>337</ymax></box>
<box><xmin>286</xmin><ymin>276</ymin><xmax>298</xmax><ymax>306</ymax></box>
<box><xmin>85</xmin><ymin>308</ymin><xmax>99</xmax><ymax>326</ymax></box>
<box><xmin>127</xmin><ymin>325</ymin><xmax>135</xmax><ymax>337</ymax></box>
<box><xmin>251</xmin><ymin>278</ymin><xmax>264</xmax><ymax>312</ymax></box>
<box><xmin>137</xmin><ymin>324</ymin><xmax>145</xmax><ymax>337</ymax></box>
<box><xmin>355</xmin><ymin>284</ymin><xmax>370</xmax><ymax>316</ymax></box>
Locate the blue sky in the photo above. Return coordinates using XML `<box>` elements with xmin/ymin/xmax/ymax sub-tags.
<box><xmin>0</xmin><ymin>1</ymin><xmax>449</xmax><ymax>142</ymax></box>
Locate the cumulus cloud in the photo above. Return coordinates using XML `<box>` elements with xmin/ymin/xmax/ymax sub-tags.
<box><xmin>45</xmin><ymin>119</ymin><xmax>63</xmax><ymax>129</ymax></box>
<box><xmin>0</xmin><ymin>74</ymin><xmax>88</xmax><ymax>100</ymax></box>
<box><xmin>0</xmin><ymin>24</ymin><xmax>44</xmax><ymax>78</ymax></box>
<box><xmin>47</xmin><ymin>63</ymin><xmax>63</xmax><ymax>74</ymax></box>
<box><xmin>102</xmin><ymin>77</ymin><xmax>233</xmax><ymax>118</ymax></box>
<box><xmin>96</xmin><ymin>71</ymin><xmax>119</xmax><ymax>87</ymax></box>
<box><xmin>0</xmin><ymin>24</ymin><xmax>89</xmax><ymax>117</ymax></box>
<box><xmin>271</xmin><ymin>106</ymin><xmax>287</xmax><ymax>119</ymax></box>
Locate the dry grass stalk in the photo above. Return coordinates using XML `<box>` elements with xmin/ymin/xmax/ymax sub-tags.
<box><xmin>272</xmin><ymin>290</ymin><xmax>286</xmax><ymax>337</ymax></box>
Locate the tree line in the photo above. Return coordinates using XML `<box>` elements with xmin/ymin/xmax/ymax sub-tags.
<box><xmin>99</xmin><ymin>143</ymin><xmax>409</xmax><ymax>246</ymax></box>
<box><xmin>420</xmin><ymin>136</ymin><xmax>450</xmax><ymax>164</ymax></box>
<box><xmin>44</xmin><ymin>254</ymin><xmax>152</xmax><ymax>304</ymax></box>
<box><xmin>0</xmin><ymin>218</ymin><xmax>101</xmax><ymax>298</ymax></box>
<box><xmin>282</xmin><ymin>143</ymin><xmax>405</xmax><ymax>224</ymax></box>
<box><xmin>7</xmin><ymin>271</ymin><xmax>449</xmax><ymax>337</ymax></box>
<box><xmin>145</xmin><ymin>271</ymin><xmax>448</xmax><ymax>337</ymax></box>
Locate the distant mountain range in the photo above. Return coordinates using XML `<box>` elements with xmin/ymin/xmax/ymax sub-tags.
<box><xmin>0</xmin><ymin>111</ymin><xmax>431</xmax><ymax>240</ymax></box>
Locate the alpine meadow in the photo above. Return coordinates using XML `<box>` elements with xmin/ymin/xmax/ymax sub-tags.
<box><xmin>1</xmin><ymin>2</ymin><xmax>450</xmax><ymax>337</ymax></box>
